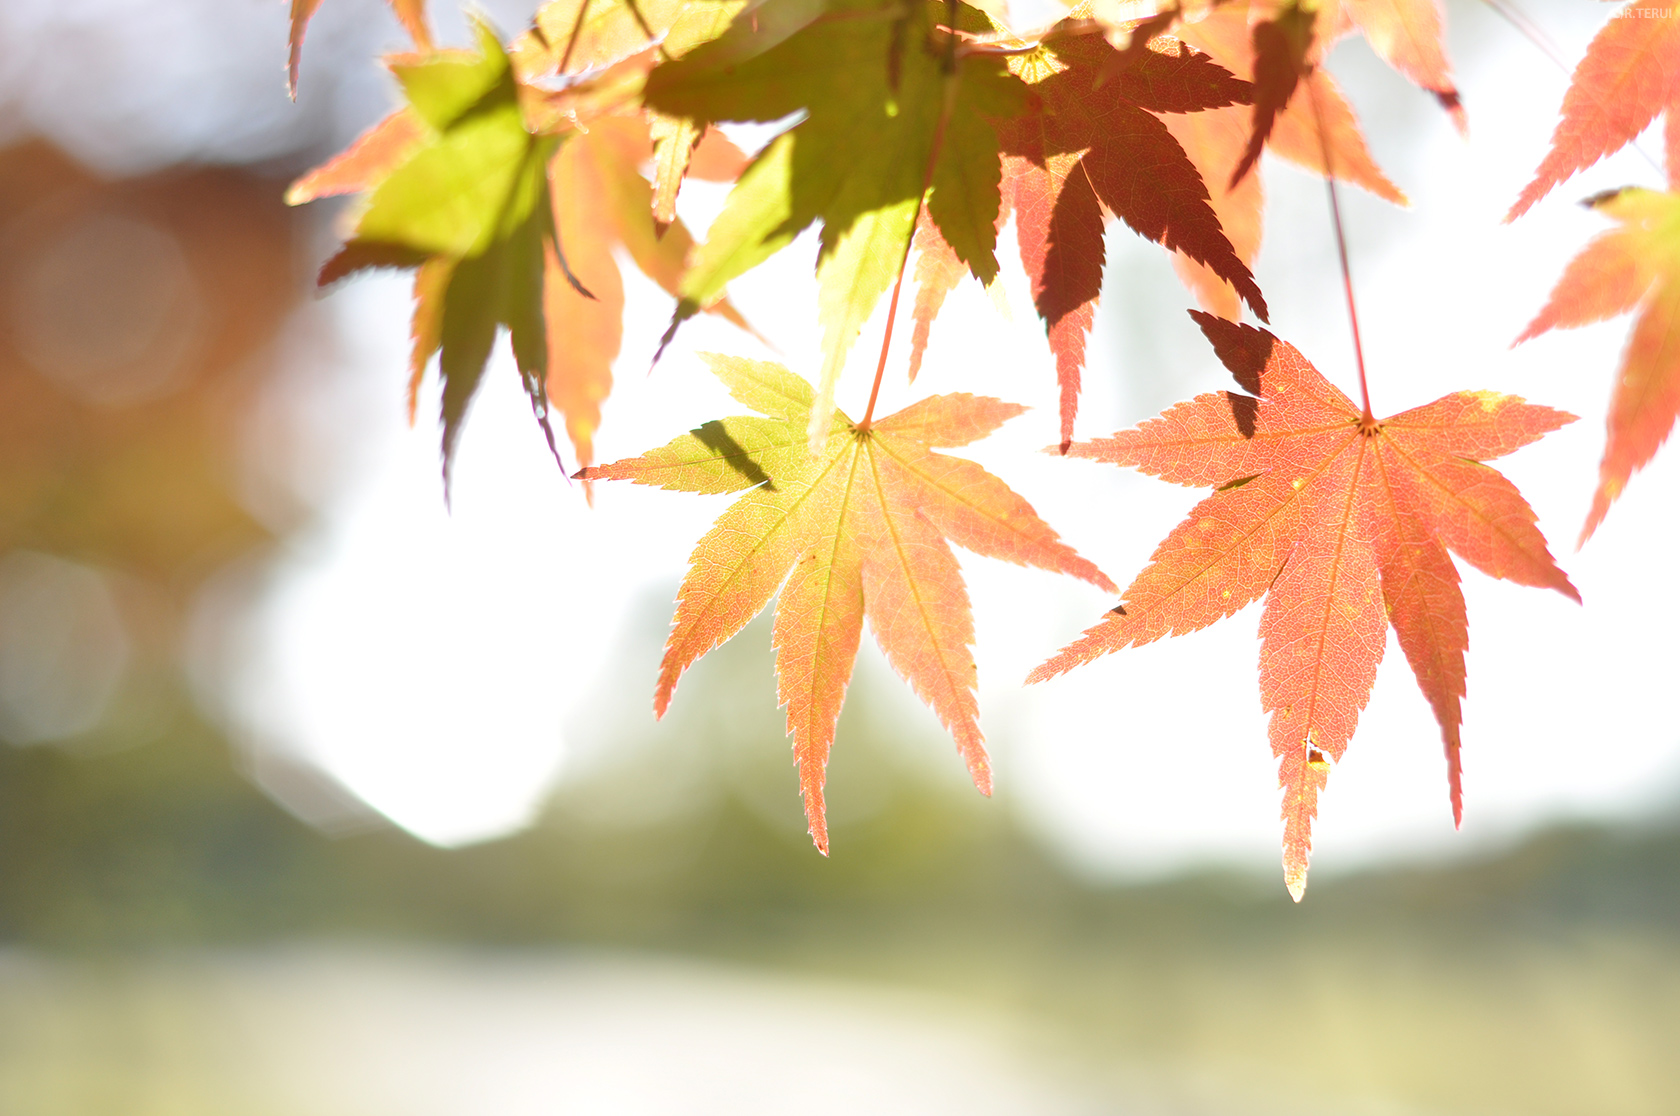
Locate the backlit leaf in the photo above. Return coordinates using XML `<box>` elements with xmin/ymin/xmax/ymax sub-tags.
<box><xmin>1030</xmin><ymin>313</ymin><xmax>1577</xmax><ymax>899</ymax></box>
<box><xmin>288</xmin><ymin>0</ymin><xmax>434</xmax><ymax>99</ymax></box>
<box><xmin>1507</xmin><ymin>3</ymin><xmax>1680</xmax><ymax>222</ymax></box>
<box><xmin>581</xmin><ymin>354</ymin><xmax>1114</xmax><ymax>851</ymax></box>
<box><xmin>1001</xmin><ymin>27</ymin><xmax>1265</xmax><ymax>447</ymax></box>
<box><xmin>646</xmin><ymin>0</ymin><xmax>1024</xmax><ymax>446</ymax></box>
<box><xmin>1516</xmin><ymin>187</ymin><xmax>1680</xmax><ymax>541</ymax></box>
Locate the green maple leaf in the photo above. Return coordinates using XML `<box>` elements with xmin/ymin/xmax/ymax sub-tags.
<box><xmin>644</xmin><ymin>0</ymin><xmax>1025</xmax><ymax>446</ymax></box>
<box><xmin>321</xmin><ymin>18</ymin><xmax>590</xmax><ymax>490</ymax></box>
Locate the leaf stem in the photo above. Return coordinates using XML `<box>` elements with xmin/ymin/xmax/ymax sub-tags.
<box><xmin>860</xmin><ymin>1</ymin><xmax>961</xmax><ymax>430</ymax></box>
<box><xmin>1308</xmin><ymin>78</ymin><xmax>1375</xmax><ymax>427</ymax></box>
<box><xmin>859</xmin><ymin>231</ymin><xmax>918</xmax><ymax>430</ymax></box>
<box><xmin>1479</xmin><ymin>0</ymin><xmax>1569</xmax><ymax>72</ymax></box>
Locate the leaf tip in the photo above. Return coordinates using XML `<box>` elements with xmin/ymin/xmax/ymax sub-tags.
<box><xmin>805</xmin><ymin>795</ymin><xmax>830</xmax><ymax>855</ymax></box>
<box><xmin>1447</xmin><ymin>739</ymin><xmax>1464</xmax><ymax>828</ymax></box>
<box><xmin>652</xmin><ymin>671</ymin><xmax>678</xmax><ymax>720</ymax></box>
<box><xmin>651</xmin><ymin>301</ymin><xmax>698</xmax><ymax>373</ymax></box>
<box><xmin>1577</xmin><ymin>485</ymin><xmax>1616</xmax><ymax>549</ymax></box>
<box><xmin>1437</xmin><ymin>89</ymin><xmax>1468</xmax><ymax>139</ymax></box>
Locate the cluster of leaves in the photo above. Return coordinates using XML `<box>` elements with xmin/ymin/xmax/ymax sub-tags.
<box><xmin>1507</xmin><ymin>1</ymin><xmax>1680</xmax><ymax>542</ymax></box>
<box><xmin>283</xmin><ymin>0</ymin><xmax>1665</xmax><ymax>896</ymax></box>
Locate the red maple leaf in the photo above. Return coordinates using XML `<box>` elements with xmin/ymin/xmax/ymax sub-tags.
<box><xmin>999</xmin><ymin>30</ymin><xmax>1268</xmax><ymax>449</ymax></box>
<box><xmin>1029</xmin><ymin>313</ymin><xmax>1577</xmax><ymax>898</ymax></box>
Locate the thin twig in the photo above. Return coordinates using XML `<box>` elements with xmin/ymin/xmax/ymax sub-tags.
<box><xmin>1307</xmin><ymin>77</ymin><xmax>1375</xmax><ymax>426</ymax></box>
<box><xmin>1480</xmin><ymin>0</ymin><xmax>1570</xmax><ymax>71</ymax></box>
<box><xmin>861</xmin><ymin>2</ymin><xmax>962</xmax><ymax>429</ymax></box>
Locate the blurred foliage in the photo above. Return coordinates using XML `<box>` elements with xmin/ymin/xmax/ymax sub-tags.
<box><xmin>3</xmin><ymin>620</ymin><xmax>1680</xmax><ymax>1113</ymax></box>
<box><xmin>0</xmin><ymin>140</ymin><xmax>291</xmax><ymax>584</ymax></box>
<box><xmin>0</xmin><ymin>140</ymin><xmax>296</xmax><ymax>754</ymax></box>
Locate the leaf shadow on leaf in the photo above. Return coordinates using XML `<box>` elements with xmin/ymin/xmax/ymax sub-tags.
<box><xmin>1227</xmin><ymin>394</ymin><xmax>1258</xmax><ymax>438</ymax></box>
<box><xmin>1038</xmin><ymin>170</ymin><xmax>1104</xmax><ymax>327</ymax></box>
<box><xmin>694</xmin><ymin>420</ymin><xmax>775</xmax><ymax>489</ymax></box>
<box><xmin>1198</xmin><ymin>315</ymin><xmax>1273</xmax><ymax>398</ymax></box>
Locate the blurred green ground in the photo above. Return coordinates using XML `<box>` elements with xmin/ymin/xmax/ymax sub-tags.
<box><xmin>2</xmin><ymin>621</ymin><xmax>1678</xmax><ymax>1116</ymax></box>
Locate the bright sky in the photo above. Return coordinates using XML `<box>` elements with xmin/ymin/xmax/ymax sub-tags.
<box><xmin>215</xmin><ymin>0</ymin><xmax>1680</xmax><ymax>881</ymax></box>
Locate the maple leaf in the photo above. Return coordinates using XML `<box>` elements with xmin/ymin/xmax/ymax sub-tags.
<box><xmin>580</xmin><ymin>354</ymin><xmax>1114</xmax><ymax>851</ymax></box>
<box><xmin>907</xmin><ymin>210</ymin><xmax>973</xmax><ymax>383</ymax></box>
<box><xmin>1000</xmin><ymin>27</ymin><xmax>1268</xmax><ymax>449</ymax></box>
<box><xmin>644</xmin><ymin>0</ymin><xmax>1026</xmax><ymax>446</ymax></box>
<box><xmin>546</xmin><ymin>113</ymin><xmax>751</xmax><ymax>471</ymax></box>
<box><xmin>1029</xmin><ymin>313</ymin><xmax>1577</xmax><ymax>899</ymax></box>
<box><xmin>287</xmin><ymin>0</ymin><xmax>433</xmax><ymax>98</ymax></box>
<box><xmin>1159</xmin><ymin>103</ymin><xmax>1264</xmax><ymax>320</ymax></box>
<box><xmin>1516</xmin><ymin>187</ymin><xmax>1680</xmax><ymax>541</ymax></box>
<box><xmin>294</xmin><ymin>20</ymin><xmax>574</xmax><ymax>490</ymax></box>
<box><xmin>1333</xmin><ymin>0</ymin><xmax>1465</xmax><ymax>132</ymax></box>
<box><xmin>1225</xmin><ymin>1</ymin><xmax>1317</xmax><ymax>188</ymax></box>
<box><xmin>1507</xmin><ymin>3</ymin><xmax>1680</xmax><ymax>222</ymax></box>
<box><xmin>513</xmin><ymin>0</ymin><xmax>687</xmax><ymax>76</ymax></box>
<box><xmin>289</xmin><ymin>22</ymin><xmax>753</xmax><ymax>480</ymax></box>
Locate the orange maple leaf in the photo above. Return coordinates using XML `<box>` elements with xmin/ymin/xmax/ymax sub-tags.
<box><xmin>544</xmin><ymin>114</ymin><xmax>749</xmax><ymax>471</ymax></box>
<box><xmin>581</xmin><ymin>355</ymin><xmax>1115</xmax><ymax>851</ymax></box>
<box><xmin>1517</xmin><ymin>187</ymin><xmax>1680</xmax><ymax>541</ymax></box>
<box><xmin>1334</xmin><ymin>0</ymin><xmax>1465</xmax><ymax>131</ymax></box>
<box><xmin>1029</xmin><ymin>313</ymin><xmax>1577</xmax><ymax>899</ymax></box>
<box><xmin>907</xmin><ymin>205</ymin><xmax>1004</xmax><ymax>383</ymax></box>
<box><xmin>1507</xmin><ymin>3</ymin><xmax>1680</xmax><ymax>222</ymax></box>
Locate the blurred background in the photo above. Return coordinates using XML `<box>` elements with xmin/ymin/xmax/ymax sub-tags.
<box><xmin>2</xmin><ymin>0</ymin><xmax>1679</xmax><ymax>1112</ymax></box>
